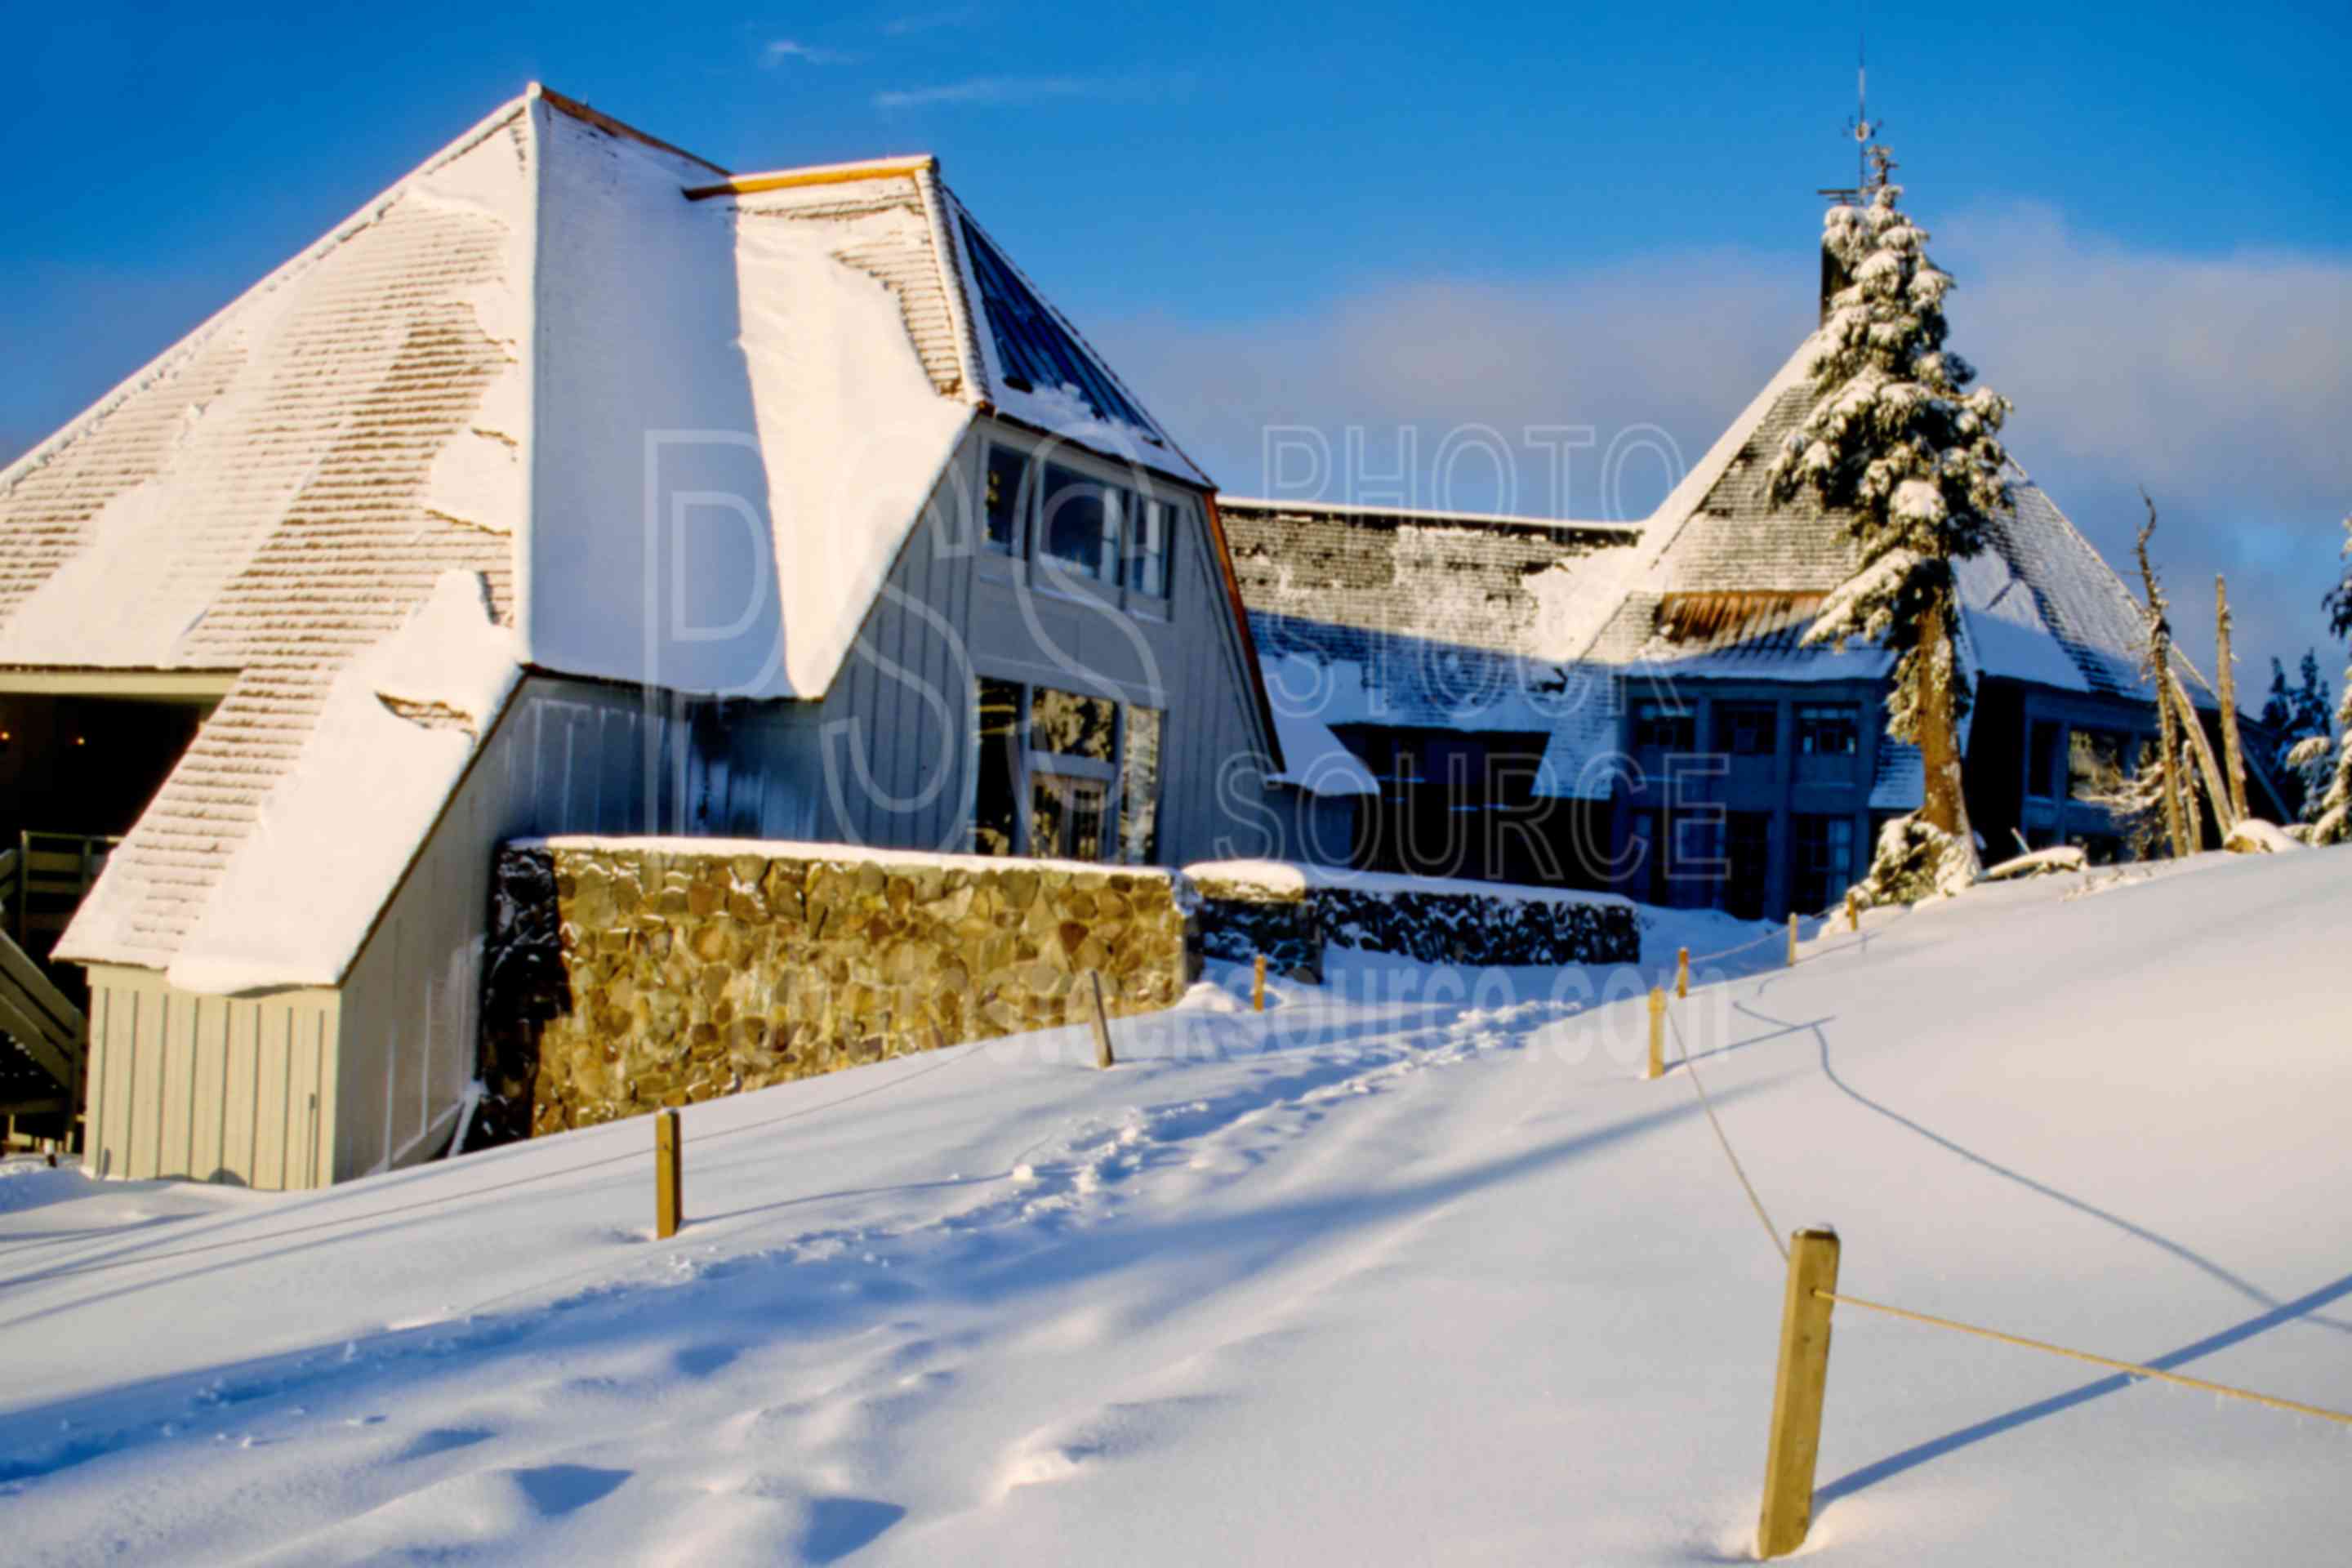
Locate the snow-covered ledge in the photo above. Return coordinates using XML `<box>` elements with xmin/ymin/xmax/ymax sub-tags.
<box><xmin>1184</xmin><ymin>861</ymin><xmax>1639</xmax><ymax>981</ymax></box>
<box><xmin>475</xmin><ymin>838</ymin><xmax>1196</xmax><ymax>1145</ymax></box>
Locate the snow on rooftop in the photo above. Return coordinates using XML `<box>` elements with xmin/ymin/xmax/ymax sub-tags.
<box><xmin>22</xmin><ymin>86</ymin><xmax>1226</xmax><ymax>988</ymax></box>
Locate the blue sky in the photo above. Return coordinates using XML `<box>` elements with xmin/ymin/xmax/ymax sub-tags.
<box><xmin>6</xmin><ymin>1</ymin><xmax>2348</xmax><ymax>684</ymax></box>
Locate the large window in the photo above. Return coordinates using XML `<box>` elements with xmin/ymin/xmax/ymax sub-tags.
<box><xmin>983</xmin><ymin>445</ymin><xmax>1028</xmax><ymax>553</ymax></box>
<box><xmin>2068</xmin><ymin>728</ymin><xmax>2127</xmax><ymax>801</ymax></box>
<box><xmin>1633</xmin><ymin>700</ymin><xmax>1695</xmax><ymax>752</ymax></box>
<box><xmin>971</xmin><ymin>676</ymin><xmax>1164</xmax><ymax>866</ymax></box>
<box><xmin>1793</xmin><ymin>813</ymin><xmax>1856</xmax><ymax>913</ymax></box>
<box><xmin>1039</xmin><ymin>463</ymin><xmax>1118</xmax><ymax>581</ymax></box>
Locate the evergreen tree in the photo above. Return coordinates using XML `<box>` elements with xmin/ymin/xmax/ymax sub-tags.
<box><xmin>1771</xmin><ymin>147</ymin><xmax>2011</xmax><ymax>897</ymax></box>
<box><xmin>2307</xmin><ymin>518</ymin><xmax>2352</xmax><ymax>844</ymax></box>
<box><xmin>2267</xmin><ymin>652</ymin><xmax>2336</xmax><ymax>823</ymax></box>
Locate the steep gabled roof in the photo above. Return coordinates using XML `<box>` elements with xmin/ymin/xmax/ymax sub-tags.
<box><xmin>7</xmin><ymin>86</ymin><xmax>1241</xmax><ymax>988</ymax></box>
<box><xmin>1601</xmin><ymin>335</ymin><xmax>2165</xmax><ymax>701</ymax></box>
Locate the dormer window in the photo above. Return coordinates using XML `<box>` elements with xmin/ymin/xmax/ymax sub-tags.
<box><xmin>983</xmin><ymin>444</ymin><xmax>1028</xmax><ymax>554</ymax></box>
<box><xmin>1039</xmin><ymin>463</ymin><xmax>1117</xmax><ymax>581</ymax></box>
<box><xmin>1125</xmin><ymin>498</ymin><xmax>1169</xmax><ymax>599</ymax></box>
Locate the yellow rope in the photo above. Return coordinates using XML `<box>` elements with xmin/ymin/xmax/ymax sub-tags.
<box><xmin>1664</xmin><ymin>1005</ymin><xmax>1786</xmax><ymax>1262</ymax></box>
<box><xmin>1820</xmin><ymin>1290</ymin><xmax>2352</xmax><ymax>1428</ymax></box>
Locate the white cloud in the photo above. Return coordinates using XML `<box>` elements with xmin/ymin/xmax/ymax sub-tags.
<box><xmin>1091</xmin><ymin>213</ymin><xmax>2352</xmax><ymax>682</ymax></box>
<box><xmin>873</xmin><ymin>75</ymin><xmax>1165</xmax><ymax>109</ymax></box>
<box><xmin>762</xmin><ymin>38</ymin><xmax>854</xmax><ymax>67</ymax></box>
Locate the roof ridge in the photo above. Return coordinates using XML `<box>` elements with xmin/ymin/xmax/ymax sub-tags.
<box><xmin>532</xmin><ymin>83</ymin><xmax>729</xmax><ymax>176</ymax></box>
<box><xmin>684</xmin><ymin>154</ymin><xmax>936</xmax><ymax>201</ymax></box>
<box><xmin>1220</xmin><ymin>497</ymin><xmax>1637</xmax><ymax>533</ymax></box>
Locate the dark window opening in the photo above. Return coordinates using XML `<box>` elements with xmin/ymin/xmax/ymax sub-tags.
<box><xmin>1717</xmin><ymin>703</ymin><xmax>1778</xmax><ymax>757</ymax></box>
<box><xmin>2028</xmin><ymin>720</ymin><xmax>2063</xmax><ymax>799</ymax></box>
<box><xmin>973</xmin><ymin>678</ymin><xmax>1023</xmax><ymax>855</ymax></box>
<box><xmin>1793</xmin><ymin>813</ymin><xmax>1857</xmax><ymax>913</ymax></box>
<box><xmin>983</xmin><ymin>444</ymin><xmax>1027</xmax><ymax>553</ymax></box>
<box><xmin>1633</xmin><ymin>701</ymin><xmax>1695</xmax><ymax>752</ymax></box>
<box><xmin>1725</xmin><ymin>812</ymin><xmax>1771</xmax><ymax>920</ymax></box>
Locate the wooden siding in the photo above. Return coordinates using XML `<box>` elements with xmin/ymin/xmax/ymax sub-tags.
<box><xmin>82</xmin><ymin>964</ymin><xmax>336</xmax><ymax>1189</ymax></box>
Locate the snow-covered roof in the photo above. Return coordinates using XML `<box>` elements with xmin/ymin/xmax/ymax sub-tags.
<box><xmin>1610</xmin><ymin>335</ymin><xmax>2165</xmax><ymax>701</ymax></box>
<box><xmin>6</xmin><ymin>86</ymin><xmax>1223</xmax><ymax>986</ymax></box>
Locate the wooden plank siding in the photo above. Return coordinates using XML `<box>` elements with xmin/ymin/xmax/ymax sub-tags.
<box><xmin>82</xmin><ymin>965</ymin><xmax>337</xmax><ymax>1189</ymax></box>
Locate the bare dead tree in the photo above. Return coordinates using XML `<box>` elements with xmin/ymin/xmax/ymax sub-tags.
<box><xmin>2215</xmin><ymin>574</ymin><xmax>2252</xmax><ymax>822</ymax></box>
<box><xmin>2135</xmin><ymin>497</ymin><xmax>2192</xmax><ymax>857</ymax></box>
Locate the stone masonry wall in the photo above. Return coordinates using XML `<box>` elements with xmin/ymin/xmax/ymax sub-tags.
<box><xmin>477</xmin><ymin>839</ymin><xmax>1194</xmax><ymax>1145</ymax></box>
<box><xmin>1187</xmin><ymin>862</ymin><xmax>1637</xmax><ymax>978</ymax></box>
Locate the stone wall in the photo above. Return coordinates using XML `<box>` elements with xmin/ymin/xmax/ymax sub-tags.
<box><xmin>476</xmin><ymin>839</ymin><xmax>1194</xmax><ymax>1144</ymax></box>
<box><xmin>1187</xmin><ymin>862</ymin><xmax>1637</xmax><ymax>978</ymax></box>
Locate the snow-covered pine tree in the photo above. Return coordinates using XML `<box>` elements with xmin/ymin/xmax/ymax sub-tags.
<box><xmin>2265</xmin><ymin>653</ymin><xmax>2336</xmax><ymax>824</ymax></box>
<box><xmin>2305</xmin><ymin>516</ymin><xmax>2352</xmax><ymax>844</ymax></box>
<box><xmin>1771</xmin><ymin>147</ymin><xmax>2011</xmax><ymax>901</ymax></box>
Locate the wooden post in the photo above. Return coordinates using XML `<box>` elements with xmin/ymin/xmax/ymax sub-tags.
<box><xmin>1845</xmin><ymin>889</ymin><xmax>1859</xmax><ymax>933</ymax></box>
<box><xmin>1085</xmin><ymin>970</ymin><xmax>1116</xmax><ymax>1070</ymax></box>
<box><xmin>1675</xmin><ymin>947</ymin><xmax>1689</xmax><ymax>1000</ymax></box>
<box><xmin>1646</xmin><ymin>987</ymin><xmax>1665</xmax><ymax>1080</ymax></box>
<box><xmin>1253</xmin><ymin>954</ymin><xmax>1267</xmax><ymax>1013</ymax></box>
<box><xmin>1786</xmin><ymin>912</ymin><xmax>1798</xmax><ymax>968</ymax></box>
<box><xmin>1757</xmin><ymin>1227</ymin><xmax>1842</xmax><ymax>1559</ymax></box>
<box><xmin>653</xmin><ymin>1109</ymin><xmax>682</xmax><ymax>1241</ymax></box>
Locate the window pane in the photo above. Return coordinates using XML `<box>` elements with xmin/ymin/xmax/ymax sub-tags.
<box><xmin>1031</xmin><ymin>774</ymin><xmax>1107</xmax><ymax>862</ymax></box>
<box><xmin>1125</xmin><ymin>500</ymin><xmax>1169</xmax><ymax>597</ymax></box>
<box><xmin>1633</xmin><ymin>701</ymin><xmax>1694</xmax><ymax>751</ymax></box>
<box><xmin>1031</xmin><ymin>685</ymin><xmax>1116</xmax><ymax>761</ymax></box>
<box><xmin>983</xmin><ymin>446</ymin><xmax>1027</xmax><ymax>553</ymax></box>
<box><xmin>1795</xmin><ymin>705</ymin><xmax>1860</xmax><ymax>756</ymax></box>
<box><xmin>974</xmin><ymin>677</ymin><xmax>1022</xmax><ymax>854</ymax></box>
<box><xmin>2068</xmin><ymin>728</ymin><xmax>2126</xmax><ymax>800</ymax></box>
<box><xmin>1119</xmin><ymin>706</ymin><xmax>1163</xmax><ymax>864</ymax></box>
<box><xmin>1040</xmin><ymin>464</ymin><xmax>1111</xmax><ymax>579</ymax></box>
<box><xmin>2029</xmin><ymin>720</ymin><xmax>2062</xmax><ymax>797</ymax></box>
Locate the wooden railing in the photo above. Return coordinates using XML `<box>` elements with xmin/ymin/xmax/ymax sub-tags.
<box><xmin>14</xmin><ymin>831</ymin><xmax>119</xmax><ymax>955</ymax></box>
<box><xmin>0</xmin><ymin>920</ymin><xmax>86</xmax><ymax>1118</ymax></box>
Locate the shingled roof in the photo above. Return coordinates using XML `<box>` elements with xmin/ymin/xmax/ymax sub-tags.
<box><xmin>1618</xmin><ymin>335</ymin><xmax>2164</xmax><ymax>698</ymax></box>
<box><xmin>3</xmin><ymin>85</ymin><xmax>1220</xmax><ymax>989</ymax></box>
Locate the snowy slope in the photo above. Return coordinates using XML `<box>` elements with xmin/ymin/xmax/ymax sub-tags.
<box><xmin>2</xmin><ymin>849</ymin><xmax>2348</xmax><ymax>1564</ymax></box>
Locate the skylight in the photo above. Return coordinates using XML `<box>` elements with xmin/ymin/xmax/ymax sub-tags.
<box><xmin>960</xmin><ymin>213</ymin><xmax>1155</xmax><ymax>435</ymax></box>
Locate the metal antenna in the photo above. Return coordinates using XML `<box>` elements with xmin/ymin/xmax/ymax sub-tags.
<box><xmin>1846</xmin><ymin>24</ymin><xmax>1881</xmax><ymax>192</ymax></box>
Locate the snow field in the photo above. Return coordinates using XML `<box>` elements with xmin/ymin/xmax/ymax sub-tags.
<box><xmin>2</xmin><ymin>848</ymin><xmax>2348</xmax><ymax>1565</ymax></box>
